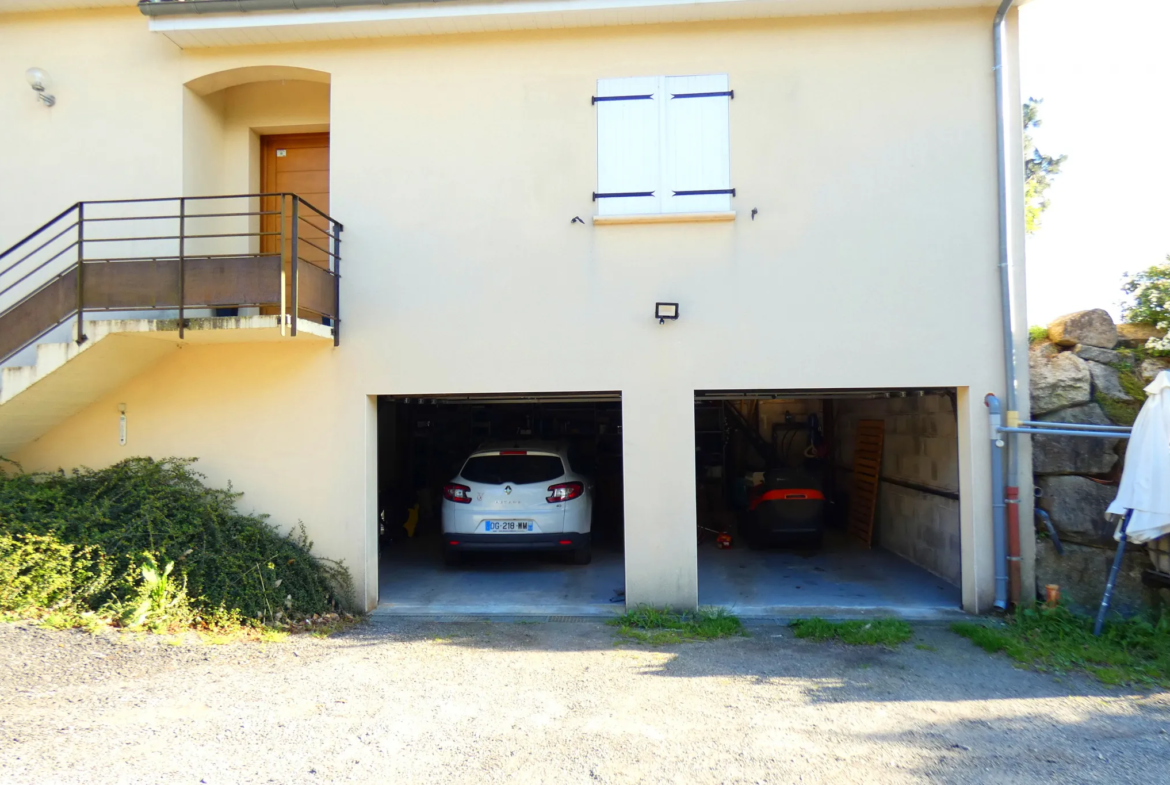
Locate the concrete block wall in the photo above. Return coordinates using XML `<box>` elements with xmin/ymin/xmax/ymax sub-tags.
<box><xmin>835</xmin><ymin>393</ymin><xmax>961</xmax><ymax>586</ymax></box>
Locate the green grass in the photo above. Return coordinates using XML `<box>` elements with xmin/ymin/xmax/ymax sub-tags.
<box><xmin>609</xmin><ymin>606</ymin><xmax>745</xmax><ymax>645</ymax></box>
<box><xmin>1029</xmin><ymin>325</ymin><xmax>1050</xmax><ymax>344</ymax></box>
<box><xmin>789</xmin><ymin>617</ymin><xmax>913</xmax><ymax>647</ymax></box>
<box><xmin>915</xmin><ymin>643</ymin><xmax>937</xmax><ymax>652</ymax></box>
<box><xmin>951</xmin><ymin>606</ymin><xmax>1170</xmax><ymax>688</ymax></box>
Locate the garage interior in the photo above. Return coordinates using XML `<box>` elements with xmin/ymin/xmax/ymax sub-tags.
<box><xmin>694</xmin><ymin>389</ymin><xmax>963</xmax><ymax>617</ymax></box>
<box><xmin>376</xmin><ymin>393</ymin><xmax>626</xmax><ymax>615</ymax></box>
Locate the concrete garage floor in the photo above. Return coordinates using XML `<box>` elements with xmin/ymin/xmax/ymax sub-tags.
<box><xmin>377</xmin><ymin>538</ymin><xmax>626</xmax><ymax>617</ymax></box>
<box><xmin>698</xmin><ymin>532</ymin><xmax>963</xmax><ymax>619</ymax></box>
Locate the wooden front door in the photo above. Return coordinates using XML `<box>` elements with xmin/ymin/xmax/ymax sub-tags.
<box><xmin>260</xmin><ymin>133</ymin><xmax>330</xmax><ymax>317</ymax></box>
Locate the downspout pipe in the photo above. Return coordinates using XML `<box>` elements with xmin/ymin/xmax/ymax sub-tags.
<box><xmin>985</xmin><ymin>394</ymin><xmax>1009</xmax><ymax>610</ymax></box>
<box><xmin>993</xmin><ymin>0</ymin><xmax>1024</xmax><ymax>606</ymax></box>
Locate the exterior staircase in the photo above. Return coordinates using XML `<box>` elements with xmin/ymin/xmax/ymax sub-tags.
<box><xmin>0</xmin><ymin>194</ymin><xmax>342</xmax><ymax>457</ymax></box>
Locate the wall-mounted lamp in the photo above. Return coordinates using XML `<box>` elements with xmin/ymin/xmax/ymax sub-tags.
<box><xmin>26</xmin><ymin>67</ymin><xmax>56</xmax><ymax>107</ymax></box>
<box><xmin>655</xmin><ymin>302</ymin><xmax>679</xmax><ymax>325</ymax></box>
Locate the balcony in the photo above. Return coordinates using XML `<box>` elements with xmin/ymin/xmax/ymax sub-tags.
<box><xmin>0</xmin><ymin>193</ymin><xmax>343</xmax><ymax>365</ymax></box>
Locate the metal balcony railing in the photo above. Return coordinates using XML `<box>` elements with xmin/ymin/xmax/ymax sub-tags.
<box><xmin>0</xmin><ymin>193</ymin><xmax>342</xmax><ymax>364</ymax></box>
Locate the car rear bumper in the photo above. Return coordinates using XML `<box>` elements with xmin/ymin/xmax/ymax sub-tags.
<box><xmin>443</xmin><ymin>532</ymin><xmax>588</xmax><ymax>551</ymax></box>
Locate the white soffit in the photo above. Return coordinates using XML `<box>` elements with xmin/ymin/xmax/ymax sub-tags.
<box><xmin>148</xmin><ymin>0</ymin><xmax>1011</xmax><ymax>49</ymax></box>
<box><xmin>0</xmin><ymin>0</ymin><xmax>132</xmax><ymax>11</ymax></box>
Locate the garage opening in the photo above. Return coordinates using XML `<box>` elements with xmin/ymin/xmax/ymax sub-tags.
<box><xmin>377</xmin><ymin>393</ymin><xmax>625</xmax><ymax>615</ymax></box>
<box><xmin>695</xmin><ymin>389</ymin><xmax>962</xmax><ymax>616</ymax></box>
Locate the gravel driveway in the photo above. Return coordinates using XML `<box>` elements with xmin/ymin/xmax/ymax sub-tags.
<box><xmin>2</xmin><ymin>618</ymin><xmax>1168</xmax><ymax>784</ymax></box>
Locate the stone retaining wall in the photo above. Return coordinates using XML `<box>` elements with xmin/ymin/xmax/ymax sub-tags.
<box><xmin>1030</xmin><ymin>308</ymin><xmax>1170</xmax><ymax>614</ymax></box>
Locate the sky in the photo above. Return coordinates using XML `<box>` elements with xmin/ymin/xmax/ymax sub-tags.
<box><xmin>1019</xmin><ymin>0</ymin><xmax>1170</xmax><ymax>326</ymax></box>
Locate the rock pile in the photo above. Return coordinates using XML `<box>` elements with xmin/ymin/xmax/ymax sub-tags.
<box><xmin>1029</xmin><ymin>309</ymin><xmax>1169</xmax><ymax>615</ymax></box>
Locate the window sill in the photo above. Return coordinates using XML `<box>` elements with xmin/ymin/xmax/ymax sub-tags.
<box><xmin>592</xmin><ymin>211</ymin><xmax>736</xmax><ymax>226</ymax></box>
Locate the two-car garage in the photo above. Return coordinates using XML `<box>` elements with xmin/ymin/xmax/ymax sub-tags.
<box><xmin>375</xmin><ymin>388</ymin><xmax>963</xmax><ymax>617</ymax></box>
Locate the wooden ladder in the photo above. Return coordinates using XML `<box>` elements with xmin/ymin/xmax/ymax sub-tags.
<box><xmin>847</xmin><ymin>419</ymin><xmax>885</xmax><ymax>547</ymax></box>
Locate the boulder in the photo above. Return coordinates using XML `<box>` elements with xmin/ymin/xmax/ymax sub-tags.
<box><xmin>1047</xmin><ymin>309</ymin><xmax>1118</xmax><ymax>349</ymax></box>
<box><xmin>1036</xmin><ymin>475</ymin><xmax>1118</xmax><ymax>545</ymax></box>
<box><xmin>1149</xmin><ymin>537</ymin><xmax>1170</xmax><ymax>575</ymax></box>
<box><xmin>1031</xmin><ymin>341</ymin><xmax>1059</xmax><ymax>359</ymax></box>
<box><xmin>1032</xmin><ymin>404</ymin><xmax>1121</xmax><ymax>475</ymax></box>
<box><xmin>1085</xmin><ymin>360</ymin><xmax>1133</xmax><ymax>402</ymax></box>
<box><xmin>1117</xmin><ymin>322</ymin><xmax>1166</xmax><ymax>349</ymax></box>
<box><xmin>1029</xmin><ymin>349</ymin><xmax>1091</xmax><ymax>415</ymax></box>
<box><xmin>1139</xmin><ymin>357</ymin><xmax>1170</xmax><ymax>383</ymax></box>
<box><xmin>1034</xmin><ymin>539</ymin><xmax>1156</xmax><ymax>617</ymax></box>
<box><xmin>1073</xmin><ymin>344</ymin><xmax>1121</xmax><ymax>365</ymax></box>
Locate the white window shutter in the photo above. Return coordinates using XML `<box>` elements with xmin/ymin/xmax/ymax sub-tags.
<box><xmin>662</xmin><ymin>74</ymin><xmax>732</xmax><ymax>214</ymax></box>
<box><xmin>596</xmin><ymin>76</ymin><xmax>661</xmax><ymax>216</ymax></box>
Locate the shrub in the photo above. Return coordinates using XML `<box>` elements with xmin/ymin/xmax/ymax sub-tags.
<box><xmin>1028</xmin><ymin>325</ymin><xmax>1049</xmax><ymax>344</ymax></box>
<box><xmin>0</xmin><ymin>457</ymin><xmax>353</xmax><ymax>623</ymax></box>
<box><xmin>0</xmin><ymin>532</ymin><xmax>112</xmax><ymax>614</ymax></box>
<box><xmin>1121</xmin><ymin>259</ymin><xmax>1170</xmax><ymax>356</ymax></box>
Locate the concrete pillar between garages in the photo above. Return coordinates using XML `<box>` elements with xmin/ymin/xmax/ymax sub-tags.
<box><xmin>620</xmin><ymin>382</ymin><xmax>698</xmax><ymax>609</ymax></box>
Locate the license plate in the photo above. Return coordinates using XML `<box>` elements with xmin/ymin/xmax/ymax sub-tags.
<box><xmin>484</xmin><ymin>520</ymin><xmax>533</xmax><ymax>533</ymax></box>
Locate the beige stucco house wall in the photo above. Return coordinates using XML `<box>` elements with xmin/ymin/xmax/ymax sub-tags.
<box><xmin>0</xmin><ymin>1</ymin><xmax>1031</xmax><ymax>613</ymax></box>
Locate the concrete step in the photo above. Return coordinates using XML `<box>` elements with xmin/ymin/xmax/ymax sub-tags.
<box><xmin>1</xmin><ymin>337</ymin><xmax>90</xmax><ymax>405</ymax></box>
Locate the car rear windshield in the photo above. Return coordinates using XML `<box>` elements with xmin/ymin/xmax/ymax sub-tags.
<box><xmin>460</xmin><ymin>454</ymin><xmax>565</xmax><ymax>485</ymax></box>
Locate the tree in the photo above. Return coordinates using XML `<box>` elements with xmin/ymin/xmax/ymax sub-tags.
<box><xmin>1023</xmin><ymin>97</ymin><xmax>1067</xmax><ymax>234</ymax></box>
<box><xmin>1121</xmin><ymin>258</ymin><xmax>1170</xmax><ymax>354</ymax></box>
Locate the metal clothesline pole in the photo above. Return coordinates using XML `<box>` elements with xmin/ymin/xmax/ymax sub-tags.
<box><xmin>1094</xmin><ymin>509</ymin><xmax>1134</xmax><ymax>637</ymax></box>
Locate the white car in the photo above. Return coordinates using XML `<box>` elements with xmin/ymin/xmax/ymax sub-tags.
<box><xmin>441</xmin><ymin>441</ymin><xmax>594</xmax><ymax>565</ymax></box>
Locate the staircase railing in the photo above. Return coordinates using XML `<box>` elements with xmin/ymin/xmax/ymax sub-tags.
<box><xmin>0</xmin><ymin>193</ymin><xmax>343</xmax><ymax>365</ymax></box>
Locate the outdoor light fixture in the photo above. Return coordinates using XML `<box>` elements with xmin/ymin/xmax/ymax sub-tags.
<box><xmin>26</xmin><ymin>67</ymin><xmax>55</xmax><ymax>107</ymax></box>
<box><xmin>655</xmin><ymin>302</ymin><xmax>679</xmax><ymax>324</ymax></box>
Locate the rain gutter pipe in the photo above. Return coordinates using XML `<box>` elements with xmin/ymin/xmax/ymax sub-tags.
<box><xmin>987</xmin><ymin>392</ymin><xmax>1131</xmax><ymax>609</ymax></box>
<box><xmin>985</xmin><ymin>394</ymin><xmax>1009</xmax><ymax>610</ymax></box>
<box><xmin>137</xmin><ymin>0</ymin><xmax>450</xmax><ymax>15</ymax></box>
<box><xmin>992</xmin><ymin>0</ymin><xmax>1024</xmax><ymax>606</ymax></box>
<box><xmin>1019</xmin><ymin>421</ymin><xmax>1132</xmax><ymax>432</ymax></box>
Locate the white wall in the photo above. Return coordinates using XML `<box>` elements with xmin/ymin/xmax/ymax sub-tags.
<box><xmin>4</xmin><ymin>9</ymin><xmax>1028</xmax><ymax>612</ymax></box>
<box><xmin>0</xmin><ymin>9</ymin><xmax>183</xmax><ymax>242</ymax></box>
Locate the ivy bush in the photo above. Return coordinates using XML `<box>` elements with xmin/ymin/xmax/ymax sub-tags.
<box><xmin>0</xmin><ymin>457</ymin><xmax>352</xmax><ymax>624</ymax></box>
<box><xmin>0</xmin><ymin>533</ymin><xmax>112</xmax><ymax>614</ymax></box>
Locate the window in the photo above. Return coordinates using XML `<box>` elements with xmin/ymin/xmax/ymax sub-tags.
<box><xmin>460</xmin><ymin>455</ymin><xmax>566</xmax><ymax>485</ymax></box>
<box><xmin>595</xmin><ymin>74</ymin><xmax>732</xmax><ymax>217</ymax></box>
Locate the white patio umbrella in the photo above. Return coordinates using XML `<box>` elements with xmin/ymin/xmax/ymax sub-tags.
<box><xmin>1094</xmin><ymin>370</ymin><xmax>1170</xmax><ymax>634</ymax></box>
<box><xmin>1106</xmin><ymin>370</ymin><xmax>1170</xmax><ymax>543</ymax></box>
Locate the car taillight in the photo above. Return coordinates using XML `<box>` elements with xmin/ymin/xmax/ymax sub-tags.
<box><xmin>443</xmin><ymin>483</ymin><xmax>472</xmax><ymax>504</ymax></box>
<box><xmin>547</xmin><ymin>482</ymin><xmax>584</xmax><ymax>503</ymax></box>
